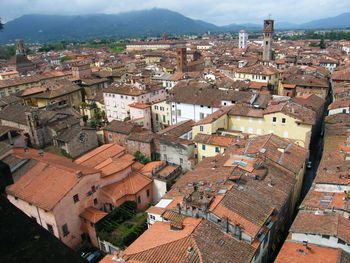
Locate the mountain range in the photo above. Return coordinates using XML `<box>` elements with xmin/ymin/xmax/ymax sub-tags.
<box><xmin>0</xmin><ymin>8</ymin><xmax>350</xmax><ymax>44</ymax></box>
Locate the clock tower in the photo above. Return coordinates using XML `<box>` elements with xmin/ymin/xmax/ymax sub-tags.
<box><xmin>262</xmin><ymin>19</ymin><xmax>274</xmax><ymax>61</ymax></box>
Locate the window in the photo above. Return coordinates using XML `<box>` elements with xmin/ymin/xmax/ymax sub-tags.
<box><xmin>155</xmin><ymin>113</ymin><xmax>159</xmax><ymax>121</ymax></box>
<box><xmin>272</xmin><ymin>117</ymin><xmax>277</xmax><ymax>123</ymax></box>
<box><xmin>215</xmin><ymin>147</ymin><xmax>220</xmax><ymax>153</ymax></box>
<box><xmin>200</xmin><ymin>126</ymin><xmax>204</xmax><ymax>132</ymax></box>
<box><xmin>322</xmin><ymin>234</ymin><xmax>330</xmax><ymax>239</ymax></box>
<box><xmin>343</xmin><ymin>109</ymin><xmax>347</xmax><ymax>113</ymax></box>
<box><xmin>180</xmin><ymin>158</ymin><xmax>183</xmax><ymax>164</ymax></box>
<box><xmin>73</xmin><ymin>194</ymin><xmax>79</xmax><ymax>203</ymax></box>
<box><xmin>47</xmin><ymin>224</ymin><xmax>54</xmax><ymax>235</ymax></box>
<box><xmin>202</xmin><ymin>145</ymin><xmax>206</xmax><ymax>150</ymax></box>
<box><xmin>162</xmin><ymin>115</ymin><xmax>166</xmax><ymax>122</ymax></box>
<box><xmin>282</xmin><ymin>118</ymin><xmax>286</xmax><ymax>124</ymax></box>
<box><xmin>108</xmin><ymin>133</ymin><xmax>113</xmax><ymax>141</ymax></box>
<box><xmin>200</xmin><ymin>112</ymin><xmax>205</xmax><ymax>119</ymax></box>
<box><xmin>150</xmin><ymin>215</ymin><xmax>155</xmax><ymax>220</ymax></box>
<box><xmin>94</xmin><ymin>198</ymin><xmax>98</xmax><ymax>205</ymax></box>
<box><xmin>146</xmin><ymin>189</ymin><xmax>150</xmax><ymax>197</ymax></box>
<box><xmin>62</xmin><ymin>224</ymin><xmax>69</xmax><ymax>237</ymax></box>
<box><xmin>91</xmin><ymin>185</ymin><xmax>96</xmax><ymax>193</ymax></box>
<box><xmin>338</xmin><ymin>239</ymin><xmax>346</xmax><ymax>245</ymax></box>
<box><xmin>138</xmin><ymin>196</ymin><xmax>141</xmax><ymax>204</ymax></box>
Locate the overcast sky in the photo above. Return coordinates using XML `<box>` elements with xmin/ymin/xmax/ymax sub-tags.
<box><xmin>1</xmin><ymin>0</ymin><xmax>349</xmax><ymax>25</ymax></box>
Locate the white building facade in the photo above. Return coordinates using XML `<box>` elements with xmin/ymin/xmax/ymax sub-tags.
<box><xmin>239</xmin><ymin>30</ymin><xmax>248</xmax><ymax>49</ymax></box>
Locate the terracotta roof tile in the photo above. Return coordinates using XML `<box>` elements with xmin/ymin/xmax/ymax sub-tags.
<box><xmin>100</xmin><ymin>172</ymin><xmax>152</xmax><ymax>202</ymax></box>
<box><xmin>124</xmin><ymin>217</ymin><xmax>201</xmax><ymax>255</ymax></box>
<box><xmin>7</xmin><ymin>161</ymin><xmax>80</xmax><ymax>211</ymax></box>
<box><xmin>193</xmin><ymin>133</ymin><xmax>238</xmax><ymax>147</ymax></box>
<box><xmin>290</xmin><ymin>213</ymin><xmax>350</xmax><ymax>244</ymax></box>
<box><xmin>275</xmin><ymin>240</ymin><xmax>345</xmax><ymax>263</ymax></box>
<box><xmin>80</xmin><ymin>207</ymin><xmax>107</xmax><ymax>223</ymax></box>
<box><xmin>75</xmin><ymin>144</ymin><xmax>125</xmax><ymax>168</ymax></box>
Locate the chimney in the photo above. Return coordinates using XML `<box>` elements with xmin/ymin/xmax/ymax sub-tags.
<box><xmin>177</xmin><ymin>203</ymin><xmax>182</xmax><ymax>214</ymax></box>
<box><xmin>221</xmin><ymin>217</ymin><xmax>229</xmax><ymax>233</ymax></box>
<box><xmin>187</xmin><ymin>246</ymin><xmax>193</xmax><ymax>254</ymax></box>
<box><xmin>76</xmin><ymin>171</ymin><xmax>83</xmax><ymax>178</ymax></box>
<box><xmin>277</xmin><ymin>147</ymin><xmax>285</xmax><ymax>153</ymax></box>
<box><xmin>38</xmin><ymin>149</ymin><xmax>44</xmax><ymax>157</ymax></box>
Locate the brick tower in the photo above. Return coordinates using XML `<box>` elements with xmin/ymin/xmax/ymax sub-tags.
<box><xmin>262</xmin><ymin>19</ymin><xmax>274</xmax><ymax>61</ymax></box>
<box><xmin>176</xmin><ymin>47</ymin><xmax>187</xmax><ymax>73</ymax></box>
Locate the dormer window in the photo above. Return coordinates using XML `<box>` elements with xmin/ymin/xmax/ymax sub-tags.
<box><xmin>73</xmin><ymin>194</ymin><xmax>79</xmax><ymax>203</ymax></box>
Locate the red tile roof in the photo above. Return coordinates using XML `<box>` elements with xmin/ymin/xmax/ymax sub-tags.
<box><xmin>80</xmin><ymin>207</ymin><xmax>107</xmax><ymax>223</ymax></box>
<box><xmin>100</xmin><ymin>172</ymin><xmax>152</xmax><ymax>202</ymax></box>
<box><xmin>75</xmin><ymin>144</ymin><xmax>125</xmax><ymax>168</ymax></box>
<box><xmin>7</xmin><ymin>161</ymin><xmax>85</xmax><ymax>211</ymax></box>
<box><xmin>275</xmin><ymin>240</ymin><xmax>345</xmax><ymax>263</ymax></box>
<box><xmin>124</xmin><ymin>217</ymin><xmax>201</xmax><ymax>255</ymax></box>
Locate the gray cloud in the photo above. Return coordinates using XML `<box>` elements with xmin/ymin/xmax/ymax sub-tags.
<box><xmin>1</xmin><ymin>0</ymin><xmax>349</xmax><ymax>25</ymax></box>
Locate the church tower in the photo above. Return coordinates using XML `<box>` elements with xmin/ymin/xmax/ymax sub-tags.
<box><xmin>16</xmin><ymin>39</ymin><xmax>26</xmax><ymax>55</ymax></box>
<box><xmin>238</xmin><ymin>30</ymin><xmax>248</xmax><ymax>49</ymax></box>
<box><xmin>262</xmin><ymin>19</ymin><xmax>274</xmax><ymax>61</ymax></box>
<box><xmin>176</xmin><ymin>47</ymin><xmax>187</xmax><ymax>73</ymax></box>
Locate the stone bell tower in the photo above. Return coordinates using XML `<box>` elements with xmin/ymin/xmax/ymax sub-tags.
<box><xmin>262</xmin><ymin>19</ymin><xmax>274</xmax><ymax>61</ymax></box>
<box><xmin>16</xmin><ymin>39</ymin><xmax>26</xmax><ymax>55</ymax></box>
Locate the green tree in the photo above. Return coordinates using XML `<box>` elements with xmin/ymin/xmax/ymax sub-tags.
<box><xmin>309</xmin><ymin>42</ymin><xmax>319</xmax><ymax>47</ymax></box>
<box><xmin>0</xmin><ymin>45</ymin><xmax>16</xmax><ymax>59</ymax></box>
<box><xmin>60</xmin><ymin>56</ymin><xmax>72</xmax><ymax>62</ymax></box>
<box><xmin>320</xmin><ymin>38</ymin><xmax>326</xmax><ymax>49</ymax></box>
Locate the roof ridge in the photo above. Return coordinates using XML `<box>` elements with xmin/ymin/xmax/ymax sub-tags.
<box><xmin>75</xmin><ymin>143</ymin><xmax>116</xmax><ymax>164</ymax></box>
<box><xmin>189</xmin><ymin>235</ymin><xmax>203</xmax><ymax>263</ymax></box>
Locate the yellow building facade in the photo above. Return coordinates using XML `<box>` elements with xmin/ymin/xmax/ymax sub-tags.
<box><xmin>192</xmin><ymin>108</ymin><xmax>313</xmax><ymax>149</ymax></box>
<box><xmin>151</xmin><ymin>100</ymin><xmax>171</xmax><ymax>131</ymax></box>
